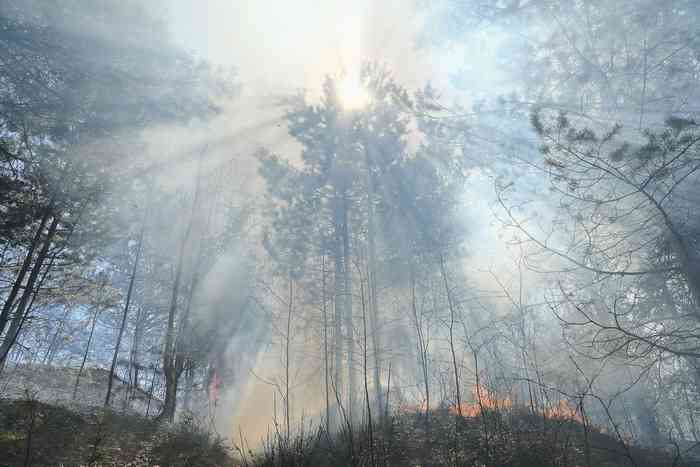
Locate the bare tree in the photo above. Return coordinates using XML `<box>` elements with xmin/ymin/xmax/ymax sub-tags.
<box><xmin>105</xmin><ymin>222</ymin><xmax>144</xmax><ymax>407</ymax></box>
<box><xmin>73</xmin><ymin>276</ymin><xmax>108</xmax><ymax>400</ymax></box>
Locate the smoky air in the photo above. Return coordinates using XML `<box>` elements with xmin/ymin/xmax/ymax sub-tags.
<box><xmin>1</xmin><ymin>1</ymin><xmax>699</xmax><ymax>465</ymax></box>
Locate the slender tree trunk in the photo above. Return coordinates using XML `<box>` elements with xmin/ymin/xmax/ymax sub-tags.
<box><xmin>364</xmin><ymin>145</ymin><xmax>383</xmax><ymax>419</ymax></box>
<box><xmin>360</xmin><ymin>278</ymin><xmax>375</xmax><ymax>467</ymax></box>
<box><xmin>0</xmin><ymin>215</ymin><xmax>59</xmax><ymax>367</ymax></box>
<box><xmin>410</xmin><ymin>270</ymin><xmax>430</xmax><ymax>421</ymax></box>
<box><xmin>333</xmin><ymin>197</ymin><xmax>344</xmax><ymax>430</ymax></box>
<box><xmin>0</xmin><ymin>206</ymin><xmax>52</xmax><ymax>337</ymax></box>
<box><xmin>2</xmin><ymin>198</ymin><xmax>87</xmax><ymax>369</ymax></box>
<box><xmin>180</xmin><ymin>206</ymin><xmax>208</xmax><ymax>413</ymax></box>
<box><xmin>285</xmin><ymin>273</ymin><xmax>293</xmax><ymax>440</ymax></box>
<box><xmin>73</xmin><ymin>303</ymin><xmax>101</xmax><ymax>400</ymax></box>
<box><xmin>182</xmin><ymin>364</ymin><xmax>194</xmax><ymax>412</ymax></box>
<box><xmin>43</xmin><ymin>305</ymin><xmax>70</xmax><ymax>366</ymax></box>
<box><xmin>160</xmin><ymin>259</ymin><xmax>183</xmax><ymax>422</ymax></box>
<box><xmin>6</xmin><ymin>196</ymin><xmax>85</xmax><ymax>368</ymax></box>
<box><xmin>105</xmin><ymin>224</ymin><xmax>144</xmax><ymax>407</ymax></box>
<box><xmin>0</xmin><ymin>252</ymin><xmax>55</xmax><ymax>375</ymax></box>
<box><xmin>146</xmin><ymin>366</ymin><xmax>158</xmax><ymax>417</ymax></box>
<box><xmin>322</xmin><ymin>254</ymin><xmax>331</xmax><ymax>434</ymax></box>
<box><xmin>410</xmin><ymin>269</ymin><xmax>432</xmax><ymax>467</ymax></box>
<box><xmin>128</xmin><ymin>304</ymin><xmax>143</xmax><ymax>402</ymax></box>
<box><xmin>341</xmin><ymin>193</ymin><xmax>355</xmax><ymax>424</ymax></box>
<box><xmin>440</xmin><ymin>254</ymin><xmax>462</xmax><ymax>417</ymax></box>
<box><xmin>159</xmin><ymin>157</ymin><xmax>203</xmax><ymax>422</ymax></box>
<box><xmin>360</xmin><ymin>281</ymin><xmax>375</xmax><ymax>466</ymax></box>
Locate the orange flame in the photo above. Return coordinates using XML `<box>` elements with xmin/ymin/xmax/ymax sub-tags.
<box><xmin>449</xmin><ymin>385</ymin><xmax>512</xmax><ymax>417</ymax></box>
<box><xmin>541</xmin><ymin>399</ymin><xmax>583</xmax><ymax>422</ymax></box>
<box><xmin>447</xmin><ymin>386</ymin><xmax>582</xmax><ymax>423</ymax></box>
<box><xmin>399</xmin><ymin>385</ymin><xmax>583</xmax><ymax>424</ymax></box>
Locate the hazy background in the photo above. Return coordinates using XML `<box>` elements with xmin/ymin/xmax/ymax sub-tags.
<box><xmin>145</xmin><ymin>0</ymin><xmax>523</xmax><ymax>440</ymax></box>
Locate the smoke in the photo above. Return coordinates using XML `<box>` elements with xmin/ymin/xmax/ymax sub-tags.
<box><xmin>6</xmin><ymin>0</ymin><xmax>630</xmax><ymax>446</ymax></box>
<box><xmin>6</xmin><ymin>0</ymin><xmax>700</xmax><ymax>452</ymax></box>
<box><xmin>144</xmin><ymin>0</ymin><xmax>537</xmax><ymax>443</ymax></box>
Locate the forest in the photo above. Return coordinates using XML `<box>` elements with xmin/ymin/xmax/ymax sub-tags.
<box><xmin>1</xmin><ymin>0</ymin><xmax>700</xmax><ymax>466</ymax></box>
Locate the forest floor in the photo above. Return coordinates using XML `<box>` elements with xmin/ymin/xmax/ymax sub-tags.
<box><xmin>1</xmin><ymin>398</ymin><xmax>699</xmax><ymax>466</ymax></box>
<box><xmin>0</xmin><ymin>398</ymin><xmax>231</xmax><ymax>466</ymax></box>
<box><xmin>245</xmin><ymin>407</ymin><xmax>700</xmax><ymax>467</ymax></box>
<box><xmin>0</xmin><ymin>363</ymin><xmax>162</xmax><ymax>416</ymax></box>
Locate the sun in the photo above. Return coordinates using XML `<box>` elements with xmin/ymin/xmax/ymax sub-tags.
<box><xmin>337</xmin><ymin>76</ymin><xmax>371</xmax><ymax>111</ymax></box>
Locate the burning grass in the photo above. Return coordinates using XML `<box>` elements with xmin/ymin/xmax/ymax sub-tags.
<box><xmin>446</xmin><ymin>385</ymin><xmax>584</xmax><ymax>424</ymax></box>
<box><xmin>245</xmin><ymin>403</ymin><xmax>697</xmax><ymax>467</ymax></box>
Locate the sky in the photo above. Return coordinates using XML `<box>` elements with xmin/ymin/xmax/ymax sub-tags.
<box><xmin>161</xmin><ymin>0</ymin><xmax>508</xmax><ymax>103</ymax></box>
<box><xmin>161</xmin><ymin>0</ymin><xmax>528</xmax><ymax>282</ymax></box>
<box><xmin>165</xmin><ymin>0</ymin><xmax>431</xmax><ymax>93</ymax></box>
<box><xmin>153</xmin><ymin>0</ymin><xmax>513</xmax><ymax>210</ymax></box>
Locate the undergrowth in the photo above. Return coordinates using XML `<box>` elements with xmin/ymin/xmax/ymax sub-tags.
<box><xmin>0</xmin><ymin>398</ymin><xmax>233</xmax><ymax>466</ymax></box>
<box><xmin>240</xmin><ymin>407</ymin><xmax>699</xmax><ymax>467</ymax></box>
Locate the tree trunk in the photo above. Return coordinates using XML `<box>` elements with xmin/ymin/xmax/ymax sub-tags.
<box><xmin>364</xmin><ymin>144</ymin><xmax>383</xmax><ymax>419</ymax></box>
<box><xmin>0</xmin><ymin>215</ymin><xmax>59</xmax><ymax>367</ymax></box>
<box><xmin>410</xmin><ymin>270</ymin><xmax>430</xmax><ymax>421</ymax></box>
<box><xmin>0</xmin><ymin>206</ymin><xmax>52</xmax><ymax>337</ymax></box>
<box><xmin>440</xmin><ymin>254</ymin><xmax>462</xmax><ymax>417</ymax></box>
<box><xmin>128</xmin><ymin>304</ymin><xmax>143</xmax><ymax>402</ymax></box>
<box><xmin>0</xmin><ymin>252</ymin><xmax>58</xmax><ymax>374</ymax></box>
<box><xmin>322</xmin><ymin>254</ymin><xmax>331</xmax><ymax>434</ymax></box>
<box><xmin>43</xmin><ymin>305</ymin><xmax>70</xmax><ymax>365</ymax></box>
<box><xmin>159</xmin><ymin>159</ymin><xmax>203</xmax><ymax>422</ymax></box>
<box><xmin>284</xmin><ymin>273</ymin><xmax>293</xmax><ymax>439</ymax></box>
<box><xmin>105</xmin><ymin>223</ymin><xmax>144</xmax><ymax>407</ymax></box>
<box><xmin>73</xmin><ymin>303</ymin><xmax>101</xmax><ymax>400</ymax></box>
<box><xmin>333</xmin><ymin>195</ymin><xmax>345</xmax><ymax>430</ymax></box>
<box><xmin>183</xmin><ymin>364</ymin><xmax>194</xmax><ymax>412</ymax></box>
<box><xmin>160</xmin><ymin>244</ymin><xmax>185</xmax><ymax>422</ymax></box>
<box><xmin>160</xmin><ymin>366</ymin><xmax>178</xmax><ymax>421</ymax></box>
<box><xmin>146</xmin><ymin>366</ymin><xmax>158</xmax><ymax>417</ymax></box>
<box><xmin>341</xmin><ymin>193</ymin><xmax>355</xmax><ymax>424</ymax></box>
<box><xmin>180</xmin><ymin>206</ymin><xmax>208</xmax><ymax>414</ymax></box>
<box><xmin>360</xmin><ymin>278</ymin><xmax>375</xmax><ymax>466</ymax></box>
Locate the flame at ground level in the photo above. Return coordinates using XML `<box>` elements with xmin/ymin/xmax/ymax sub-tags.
<box><xmin>402</xmin><ymin>385</ymin><xmax>583</xmax><ymax>423</ymax></box>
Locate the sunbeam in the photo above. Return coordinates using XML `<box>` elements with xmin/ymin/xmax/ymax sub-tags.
<box><xmin>3</xmin><ymin>1</ymin><xmax>700</xmax><ymax>465</ymax></box>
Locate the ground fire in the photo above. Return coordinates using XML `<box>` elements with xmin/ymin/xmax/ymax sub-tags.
<box><xmin>401</xmin><ymin>385</ymin><xmax>584</xmax><ymax>423</ymax></box>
